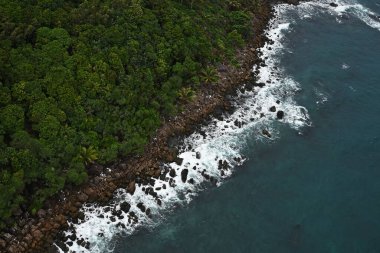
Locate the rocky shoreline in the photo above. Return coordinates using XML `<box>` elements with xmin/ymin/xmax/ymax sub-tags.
<box><xmin>0</xmin><ymin>1</ymin><xmax>299</xmax><ymax>252</ymax></box>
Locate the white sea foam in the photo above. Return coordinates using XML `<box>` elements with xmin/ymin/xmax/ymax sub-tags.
<box><xmin>280</xmin><ymin>0</ymin><xmax>380</xmax><ymax>31</ymax></box>
<box><xmin>57</xmin><ymin>4</ymin><xmax>318</xmax><ymax>253</ymax></box>
<box><xmin>342</xmin><ymin>63</ymin><xmax>350</xmax><ymax>69</ymax></box>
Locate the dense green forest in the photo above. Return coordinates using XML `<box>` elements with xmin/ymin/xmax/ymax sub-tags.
<box><xmin>0</xmin><ymin>0</ymin><xmax>261</xmax><ymax>227</ymax></box>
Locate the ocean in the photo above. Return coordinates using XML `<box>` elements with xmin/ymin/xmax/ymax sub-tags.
<box><xmin>58</xmin><ymin>0</ymin><xmax>380</xmax><ymax>252</ymax></box>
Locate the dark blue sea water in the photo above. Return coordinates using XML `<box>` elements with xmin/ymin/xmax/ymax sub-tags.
<box><xmin>112</xmin><ymin>1</ymin><xmax>380</xmax><ymax>252</ymax></box>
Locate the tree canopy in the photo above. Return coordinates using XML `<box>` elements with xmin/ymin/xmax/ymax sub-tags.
<box><xmin>0</xmin><ymin>0</ymin><xmax>261</xmax><ymax>227</ymax></box>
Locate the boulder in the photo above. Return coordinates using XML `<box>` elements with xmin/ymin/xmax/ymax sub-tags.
<box><xmin>255</xmin><ymin>82</ymin><xmax>265</xmax><ymax>88</ymax></box>
<box><xmin>127</xmin><ymin>181</ymin><xmax>136</xmax><ymax>195</ymax></box>
<box><xmin>269</xmin><ymin>106</ymin><xmax>276</xmax><ymax>112</ymax></box>
<box><xmin>195</xmin><ymin>152</ymin><xmax>201</xmax><ymax>159</ymax></box>
<box><xmin>88</xmin><ymin>164</ymin><xmax>103</xmax><ymax>176</ymax></box>
<box><xmin>120</xmin><ymin>202</ymin><xmax>131</xmax><ymax>213</ymax></box>
<box><xmin>32</xmin><ymin>229</ymin><xmax>43</xmax><ymax>240</ymax></box>
<box><xmin>153</xmin><ymin>168</ymin><xmax>161</xmax><ymax>178</ymax></box>
<box><xmin>7</xmin><ymin>245</ymin><xmax>19</xmax><ymax>253</ymax></box>
<box><xmin>37</xmin><ymin>209</ymin><xmax>46</xmax><ymax>218</ymax></box>
<box><xmin>169</xmin><ymin>169</ymin><xmax>176</xmax><ymax>178</ymax></box>
<box><xmin>77</xmin><ymin>193</ymin><xmax>88</xmax><ymax>202</ymax></box>
<box><xmin>262</xmin><ymin>129</ymin><xmax>272</xmax><ymax>138</ymax></box>
<box><xmin>277</xmin><ymin>110</ymin><xmax>284</xmax><ymax>119</ymax></box>
<box><xmin>329</xmin><ymin>2</ymin><xmax>338</xmax><ymax>7</ymax></box>
<box><xmin>0</xmin><ymin>239</ymin><xmax>6</xmax><ymax>248</ymax></box>
<box><xmin>136</xmin><ymin>203</ymin><xmax>146</xmax><ymax>213</ymax></box>
<box><xmin>119</xmin><ymin>163</ymin><xmax>127</xmax><ymax>170</ymax></box>
<box><xmin>175</xmin><ymin>157</ymin><xmax>184</xmax><ymax>166</ymax></box>
<box><xmin>84</xmin><ymin>187</ymin><xmax>97</xmax><ymax>201</ymax></box>
<box><xmin>181</xmin><ymin>169</ymin><xmax>189</xmax><ymax>183</ymax></box>
<box><xmin>169</xmin><ymin>178</ymin><xmax>176</xmax><ymax>187</ymax></box>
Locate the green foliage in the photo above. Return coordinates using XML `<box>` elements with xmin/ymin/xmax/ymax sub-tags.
<box><xmin>178</xmin><ymin>87</ymin><xmax>196</xmax><ymax>102</ymax></box>
<box><xmin>79</xmin><ymin>146</ymin><xmax>98</xmax><ymax>165</ymax></box>
<box><xmin>0</xmin><ymin>0</ymin><xmax>257</xmax><ymax>227</ymax></box>
<box><xmin>201</xmin><ymin>67</ymin><xmax>219</xmax><ymax>85</ymax></box>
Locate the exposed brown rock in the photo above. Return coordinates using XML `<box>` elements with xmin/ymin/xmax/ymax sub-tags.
<box><xmin>127</xmin><ymin>181</ymin><xmax>136</xmax><ymax>195</ymax></box>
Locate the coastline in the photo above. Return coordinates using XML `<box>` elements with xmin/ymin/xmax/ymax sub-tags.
<box><xmin>0</xmin><ymin>1</ymin><xmax>298</xmax><ymax>252</ymax></box>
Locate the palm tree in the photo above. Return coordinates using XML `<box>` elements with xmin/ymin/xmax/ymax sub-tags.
<box><xmin>200</xmin><ymin>67</ymin><xmax>218</xmax><ymax>85</ymax></box>
<box><xmin>178</xmin><ymin>87</ymin><xmax>196</xmax><ymax>102</ymax></box>
<box><xmin>79</xmin><ymin>146</ymin><xmax>98</xmax><ymax>165</ymax></box>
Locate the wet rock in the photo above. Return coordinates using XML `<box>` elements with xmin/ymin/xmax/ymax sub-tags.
<box><xmin>277</xmin><ymin>110</ymin><xmax>284</xmax><ymax>119</ymax></box>
<box><xmin>218</xmin><ymin>160</ymin><xmax>223</xmax><ymax>170</ymax></box>
<box><xmin>234</xmin><ymin>120</ymin><xmax>242</xmax><ymax>128</ymax></box>
<box><xmin>162</xmin><ymin>184</ymin><xmax>166</xmax><ymax>190</ymax></box>
<box><xmin>233</xmin><ymin>157</ymin><xmax>242</xmax><ymax>163</ymax></box>
<box><xmin>201</xmin><ymin>170</ymin><xmax>210</xmax><ymax>180</ymax></box>
<box><xmin>329</xmin><ymin>2</ymin><xmax>338</xmax><ymax>7</ymax></box>
<box><xmin>188</xmin><ymin>178</ymin><xmax>195</xmax><ymax>184</ymax></box>
<box><xmin>218</xmin><ymin>160</ymin><xmax>230</xmax><ymax>170</ymax></box>
<box><xmin>255</xmin><ymin>82</ymin><xmax>265</xmax><ymax>88</ymax></box>
<box><xmin>137</xmin><ymin>203</ymin><xmax>146</xmax><ymax>213</ymax></box>
<box><xmin>196</xmin><ymin>152</ymin><xmax>201</xmax><ymax>159</ymax></box>
<box><xmin>120</xmin><ymin>202</ymin><xmax>131</xmax><ymax>213</ymax></box>
<box><xmin>127</xmin><ymin>181</ymin><xmax>136</xmax><ymax>195</ymax></box>
<box><xmin>181</xmin><ymin>169</ymin><xmax>189</xmax><ymax>183</ymax></box>
<box><xmin>156</xmin><ymin>198</ymin><xmax>162</xmax><ymax>206</ymax></box>
<box><xmin>112</xmin><ymin>209</ymin><xmax>122</xmax><ymax>217</ymax></box>
<box><xmin>199</xmin><ymin>130</ymin><xmax>207</xmax><ymax>138</ymax></box>
<box><xmin>110</xmin><ymin>216</ymin><xmax>116</xmax><ymax>222</ymax></box>
<box><xmin>55</xmin><ymin>240</ymin><xmax>69</xmax><ymax>252</ymax></box>
<box><xmin>269</xmin><ymin>106</ymin><xmax>276</xmax><ymax>112</ymax></box>
<box><xmin>148</xmin><ymin>189</ymin><xmax>158</xmax><ymax>198</ymax></box>
<box><xmin>175</xmin><ymin>157</ymin><xmax>184</xmax><ymax>166</ymax></box>
<box><xmin>128</xmin><ymin>211</ymin><xmax>138</xmax><ymax>223</ymax></box>
<box><xmin>169</xmin><ymin>178</ymin><xmax>176</xmax><ymax>187</ymax></box>
<box><xmin>169</xmin><ymin>169</ymin><xmax>176</xmax><ymax>178</ymax></box>
<box><xmin>145</xmin><ymin>208</ymin><xmax>151</xmax><ymax>216</ymax></box>
<box><xmin>262</xmin><ymin>129</ymin><xmax>272</xmax><ymax>138</ymax></box>
<box><xmin>77</xmin><ymin>211</ymin><xmax>85</xmax><ymax>221</ymax></box>
<box><xmin>141</xmin><ymin>179</ymin><xmax>149</xmax><ymax>186</ymax></box>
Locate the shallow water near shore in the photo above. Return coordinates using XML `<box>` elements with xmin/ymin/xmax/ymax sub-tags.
<box><xmin>58</xmin><ymin>0</ymin><xmax>380</xmax><ymax>252</ymax></box>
